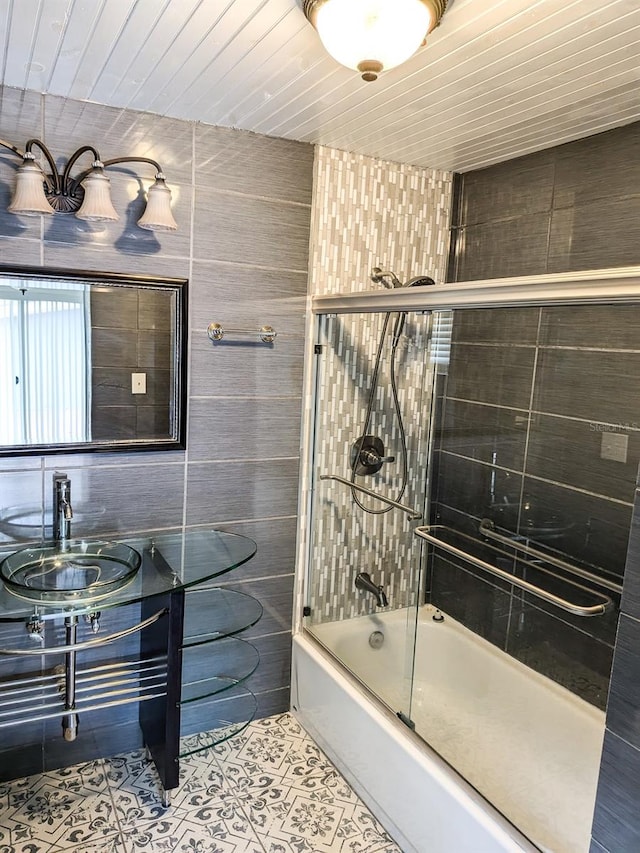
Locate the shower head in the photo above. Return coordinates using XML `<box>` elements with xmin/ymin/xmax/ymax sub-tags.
<box><xmin>405</xmin><ymin>275</ymin><xmax>436</xmax><ymax>287</ymax></box>
<box><xmin>370</xmin><ymin>268</ymin><xmax>436</xmax><ymax>289</ymax></box>
<box><xmin>370</xmin><ymin>267</ymin><xmax>402</xmax><ymax>289</ymax></box>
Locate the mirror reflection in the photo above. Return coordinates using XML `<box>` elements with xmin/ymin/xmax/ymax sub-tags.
<box><xmin>0</xmin><ymin>266</ymin><xmax>187</xmax><ymax>455</ymax></box>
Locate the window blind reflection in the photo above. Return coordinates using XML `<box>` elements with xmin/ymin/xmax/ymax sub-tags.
<box><xmin>0</xmin><ymin>281</ymin><xmax>90</xmax><ymax>446</ymax></box>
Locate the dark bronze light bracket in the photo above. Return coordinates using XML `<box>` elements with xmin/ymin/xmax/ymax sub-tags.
<box><xmin>0</xmin><ymin>137</ymin><xmax>166</xmax><ymax>213</ymax></box>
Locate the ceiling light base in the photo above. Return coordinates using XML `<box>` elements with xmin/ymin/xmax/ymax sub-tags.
<box><xmin>357</xmin><ymin>60</ymin><xmax>383</xmax><ymax>82</ymax></box>
<box><xmin>303</xmin><ymin>0</ymin><xmax>448</xmax><ymax>80</ymax></box>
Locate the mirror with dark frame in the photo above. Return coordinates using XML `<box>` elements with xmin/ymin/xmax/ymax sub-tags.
<box><xmin>0</xmin><ymin>264</ymin><xmax>187</xmax><ymax>456</ymax></box>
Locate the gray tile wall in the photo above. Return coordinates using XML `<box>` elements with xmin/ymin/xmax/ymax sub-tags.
<box><xmin>0</xmin><ymin>84</ymin><xmax>313</xmax><ymax>775</ymax></box>
<box><xmin>448</xmin><ymin>120</ymin><xmax>640</xmax><ymax>851</ymax></box>
<box><xmin>451</xmin><ymin>121</ymin><xmax>640</xmax><ymax>280</ymax></box>
<box><xmin>432</xmin><ymin>303</ymin><xmax>638</xmax><ymax>709</ymax></box>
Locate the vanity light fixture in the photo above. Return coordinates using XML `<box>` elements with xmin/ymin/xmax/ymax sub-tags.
<box><xmin>0</xmin><ymin>138</ymin><xmax>178</xmax><ymax>231</ymax></box>
<box><xmin>303</xmin><ymin>0</ymin><xmax>447</xmax><ymax>81</ymax></box>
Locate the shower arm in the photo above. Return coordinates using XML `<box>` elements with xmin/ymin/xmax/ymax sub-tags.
<box><xmin>319</xmin><ymin>474</ymin><xmax>422</xmax><ymax>520</ymax></box>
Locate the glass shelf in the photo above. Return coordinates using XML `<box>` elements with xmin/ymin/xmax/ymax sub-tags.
<box><xmin>0</xmin><ymin>529</ymin><xmax>257</xmax><ymax>620</ymax></box>
<box><xmin>179</xmin><ymin>684</ymin><xmax>257</xmax><ymax>757</ymax></box>
<box><xmin>182</xmin><ymin>588</ymin><xmax>263</xmax><ymax>648</ymax></box>
<box><xmin>180</xmin><ymin>637</ymin><xmax>259</xmax><ymax>704</ymax></box>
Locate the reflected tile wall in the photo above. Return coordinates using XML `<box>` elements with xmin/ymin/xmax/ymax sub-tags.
<box><xmin>447</xmin><ymin>120</ymin><xmax>640</xmax><ymax>853</ymax></box>
<box><xmin>432</xmin><ymin>300</ymin><xmax>640</xmax><ymax>709</ymax></box>
<box><xmin>0</xmin><ymin>83</ymin><xmax>313</xmax><ymax>778</ymax></box>
<box><xmin>452</xmin><ymin>121</ymin><xmax>640</xmax><ymax>281</ymax></box>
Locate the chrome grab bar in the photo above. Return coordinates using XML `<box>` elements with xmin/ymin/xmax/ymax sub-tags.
<box><xmin>479</xmin><ymin>518</ymin><xmax>623</xmax><ymax>594</ymax></box>
<box><xmin>414</xmin><ymin>525</ymin><xmax>613</xmax><ymax>617</ymax></box>
<box><xmin>0</xmin><ymin>607</ymin><xmax>168</xmax><ymax>656</ymax></box>
<box><xmin>207</xmin><ymin>322</ymin><xmax>276</xmax><ymax>343</ymax></box>
<box><xmin>319</xmin><ymin>474</ymin><xmax>422</xmax><ymax>520</ymax></box>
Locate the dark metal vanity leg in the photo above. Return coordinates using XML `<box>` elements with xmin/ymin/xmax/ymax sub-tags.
<box><xmin>139</xmin><ymin>588</ymin><xmax>184</xmax><ymax>804</ymax></box>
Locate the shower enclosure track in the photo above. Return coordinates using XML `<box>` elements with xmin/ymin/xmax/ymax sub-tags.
<box><xmin>415</xmin><ymin>525</ymin><xmax>613</xmax><ymax>616</ymax></box>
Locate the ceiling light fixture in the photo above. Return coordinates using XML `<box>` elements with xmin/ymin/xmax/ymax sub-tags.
<box><xmin>0</xmin><ymin>138</ymin><xmax>178</xmax><ymax>231</ymax></box>
<box><xmin>303</xmin><ymin>0</ymin><xmax>447</xmax><ymax>81</ymax></box>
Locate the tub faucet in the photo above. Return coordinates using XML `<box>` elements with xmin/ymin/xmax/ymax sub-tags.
<box><xmin>355</xmin><ymin>572</ymin><xmax>388</xmax><ymax>607</ymax></box>
<box><xmin>53</xmin><ymin>473</ymin><xmax>73</xmax><ymax>546</ymax></box>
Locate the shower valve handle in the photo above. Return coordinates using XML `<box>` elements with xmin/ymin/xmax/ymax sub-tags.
<box><xmin>361</xmin><ymin>449</ymin><xmax>395</xmax><ymax>466</ymax></box>
<box><xmin>351</xmin><ymin>435</ymin><xmax>395</xmax><ymax>476</ymax></box>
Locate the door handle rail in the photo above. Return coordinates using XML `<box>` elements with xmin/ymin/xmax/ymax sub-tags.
<box><xmin>478</xmin><ymin>518</ymin><xmax>623</xmax><ymax>594</ymax></box>
<box><xmin>415</xmin><ymin>525</ymin><xmax>613</xmax><ymax>617</ymax></box>
<box><xmin>319</xmin><ymin>474</ymin><xmax>422</xmax><ymax>520</ymax></box>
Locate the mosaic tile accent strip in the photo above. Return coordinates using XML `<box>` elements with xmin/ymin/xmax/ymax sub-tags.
<box><xmin>310</xmin><ymin>146</ymin><xmax>453</xmax><ymax>295</ymax></box>
<box><xmin>309</xmin><ymin>311</ymin><xmax>435</xmax><ymax>622</ymax></box>
<box><xmin>0</xmin><ymin>713</ymin><xmax>400</xmax><ymax>853</ymax></box>
<box><xmin>307</xmin><ymin>146</ymin><xmax>453</xmax><ymax>622</ymax></box>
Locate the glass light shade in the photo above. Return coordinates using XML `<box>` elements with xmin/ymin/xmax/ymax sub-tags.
<box><xmin>8</xmin><ymin>158</ymin><xmax>53</xmax><ymax>216</ymax></box>
<box><xmin>137</xmin><ymin>178</ymin><xmax>177</xmax><ymax>232</ymax></box>
<box><xmin>314</xmin><ymin>0</ymin><xmax>433</xmax><ymax>74</ymax></box>
<box><xmin>76</xmin><ymin>165</ymin><xmax>119</xmax><ymax>222</ymax></box>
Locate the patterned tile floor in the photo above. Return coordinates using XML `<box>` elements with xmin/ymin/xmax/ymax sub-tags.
<box><xmin>0</xmin><ymin>713</ymin><xmax>402</xmax><ymax>852</ymax></box>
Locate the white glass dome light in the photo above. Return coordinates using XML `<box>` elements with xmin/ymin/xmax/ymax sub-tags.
<box><xmin>304</xmin><ymin>0</ymin><xmax>446</xmax><ymax>81</ymax></box>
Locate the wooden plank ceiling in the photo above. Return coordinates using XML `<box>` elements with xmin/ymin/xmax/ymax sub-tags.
<box><xmin>1</xmin><ymin>0</ymin><xmax>638</xmax><ymax>171</ymax></box>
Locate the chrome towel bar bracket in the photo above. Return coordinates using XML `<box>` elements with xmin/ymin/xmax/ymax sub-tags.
<box><xmin>414</xmin><ymin>525</ymin><xmax>613</xmax><ymax>617</ymax></box>
<box><xmin>207</xmin><ymin>322</ymin><xmax>277</xmax><ymax>343</ymax></box>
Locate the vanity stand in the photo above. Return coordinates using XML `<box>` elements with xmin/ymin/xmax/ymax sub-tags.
<box><xmin>0</xmin><ymin>529</ymin><xmax>261</xmax><ymax>806</ymax></box>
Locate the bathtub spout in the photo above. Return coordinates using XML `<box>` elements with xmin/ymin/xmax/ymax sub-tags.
<box><xmin>355</xmin><ymin>572</ymin><xmax>388</xmax><ymax>607</ymax></box>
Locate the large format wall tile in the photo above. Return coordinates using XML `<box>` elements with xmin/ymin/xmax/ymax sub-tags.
<box><xmin>185</xmin><ymin>458</ymin><xmax>300</xmax><ymax>525</ymax></box>
<box><xmin>447</xmin><ymin>343</ymin><xmax>535</xmax><ymax>410</ymax></box>
<box><xmin>439</xmin><ymin>399</ymin><xmax>527</xmax><ymax>471</ymax></box>
<box><xmin>605</xmin><ymin>613</ymin><xmax>640</xmax><ymax>749</ymax></box>
<box><xmin>190</xmin><ymin>332</ymin><xmax>305</xmax><ymax>398</ymax></box>
<box><xmin>460</xmin><ymin>151</ymin><xmax>555</xmax><ymax>225</ymax></box>
<box><xmin>188</xmin><ymin>397</ymin><xmax>302</xmax><ymax>462</ymax></box>
<box><xmin>539</xmin><ymin>304</ymin><xmax>640</xmax><ymax>350</ymax></box>
<box><xmin>553</xmin><ymin>123</ymin><xmax>640</xmax><ymax>209</ymax></box>
<box><xmin>526</xmin><ymin>414</ymin><xmax>640</xmax><ymax>504</ymax></box>
<box><xmin>533</xmin><ymin>348</ymin><xmax>640</xmax><ymax>426</ymax></box>
<box><xmin>592</xmin><ymin>730</ymin><xmax>640</xmax><ymax>852</ymax></box>
<box><xmin>190</xmin><ymin>260</ymin><xmax>308</xmax><ymax>336</ymax></box>
<box><xmin>194</xmin><ymin>187</ymin><xmax>311</xmax><ymax>270</ymax></box>
<box><xmin>451</xmin><ymin>307</ymin><xmax>540</xmax><ymax>345</ymax></box>
<box><xmin>548</xmin><ymin>198</ymin><xmax>640</xmax><ymax>272</ymax></box>
<box><xmin>456</xmin><ymin>214</ymin><xmax>550</xmax><ymax>281</ymax></box>
<box><xmin>621</xmin><ymin>492</ymin><xmax>640</xmax><ymax>619</ymax></box>
<box><xmin>195</xmin><ymin>124</ymin><xmax>314</xmax><ymax>204</ymax></box>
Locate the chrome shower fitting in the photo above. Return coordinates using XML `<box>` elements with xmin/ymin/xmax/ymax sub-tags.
<box><xmin>355</xmin><ymin>572</ymin><xmax>388</xmax><ymax>607</ymax></box>
<box><xmin>351</xmin><ymin>435</ymin><xmax>395</xmax><ymax>475</ymax></box>
<box><xmin>370</xmin><ymin>268</ymin><xmax>436</xmax><ymax>289</ymax></box>
<box><xmin>52</xmin><ymin>473</ymin><xmax>73</xmax><ymax>545</ymax></box>
<box><xmin>370</xmin><ymin>267</ymin><xmax>402</xmax><ymax>289</ymax></box>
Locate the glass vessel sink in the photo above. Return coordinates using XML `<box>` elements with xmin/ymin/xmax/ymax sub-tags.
<box><xmin>0</xmin><ymin>540</ymin><xmax>142</xmax><ymax>604</ymax></box>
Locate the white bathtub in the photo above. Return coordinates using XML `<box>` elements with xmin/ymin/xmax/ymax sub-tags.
<box><xmin>293</xmin><ymin>605</ymin><xmax>605</xmax><ymax>853</ymax></box>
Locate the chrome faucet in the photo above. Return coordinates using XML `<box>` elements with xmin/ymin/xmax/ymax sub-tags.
<box><xmin>355</xmin><ymin>572</ymin><xmax>388</xmax><ymax>607</ymax></box>
<box><xmin>52</xmin><ymin>473</ymin><xmax>73</xmax><ymax>545</ymax></box>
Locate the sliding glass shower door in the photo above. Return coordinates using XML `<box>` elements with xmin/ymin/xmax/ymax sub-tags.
<box><xmin>304</xmin><ymin>307</ymin><xmax>438</xmax><ymax>722</ymax></box>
